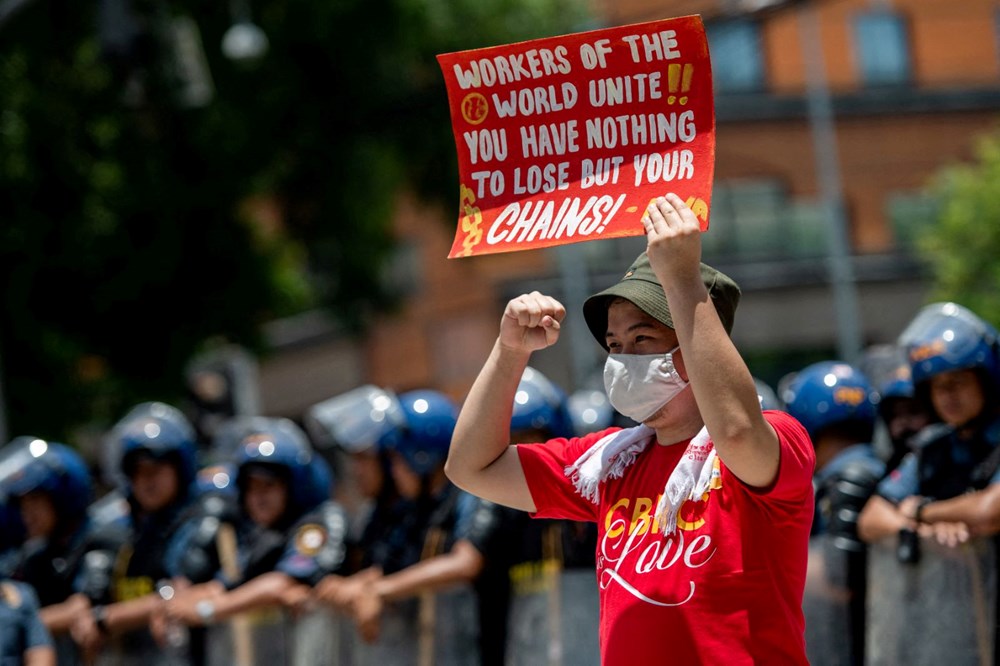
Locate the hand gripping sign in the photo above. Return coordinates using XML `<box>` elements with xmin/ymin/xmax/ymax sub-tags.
<box><xmin>437</xmin><ymin>15</ymin><xmax>715</xmax><ymax>258</ymax></box>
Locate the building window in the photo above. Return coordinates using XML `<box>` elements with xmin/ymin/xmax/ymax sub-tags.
<box><xmin>706</xmin><ymin>19</ymin><xmax>765</xmax><ymax>93</ymax></box>
<box><xmin>704</xmin><ymin>180</ymin><xmax>782</xmax><ymax>258</ymax></box>
<box><xmin>853</xmin><ymin>11</ymin><xmax>911</xmax><ymax>86</ymax></box>
<box><xmin>886</xmin><ymin>191</ymin><xmax>939</xmax><ymax>251</ymax></box>
<box><xmin>701</xmin><ymin>180</ymin><xmax>830</xmax><ymax>261</ymax></box>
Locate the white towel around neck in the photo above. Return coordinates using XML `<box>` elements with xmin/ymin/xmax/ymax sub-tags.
<box><xmin>564</xmin><ymin>424</ymin><xmax>717</xmax><ymax>535</ymax></box>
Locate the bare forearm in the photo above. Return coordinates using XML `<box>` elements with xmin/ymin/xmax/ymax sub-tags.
<box><xmin>447</xmin><ymin>292</ymin><xmax>563</xmax><ymax>509</ymax></box>
<box><xmin>446</xmin><ymin>340</ymin><xmax>536</xmax><ymax>511</ymax></box>
<box><xmin>213</xmin><ymin>572</ymin><xmax>297</xmax><ymax>620</ymax></box>
<box><xmin>24</xmin><ymin>646</ymin><xmax>56</xmax><ymax>666</ymax></box>
<box><xmin>104</xmin><ymin>595</ymin><xmax>161</xmax><ymax>634</ymax></box>
<box><xmin>449</xmin><ymin>340</ymin><xmax>527</xmax><ymax>477</ymax></box>
<box><xmin>375</xmin><ymin>541</ymin><xmax>484</xmax><ymax>602</ymax></box>
<box><xmin>663</xmin><ymin>280</ymin><xmax>777</xmax><ymax>487</ymax></box>
<box><xmin>668</xmin><ymin>285</ymin><xmax>764</xmax><ymax>435</ymax></box>
<box><xmin>176</xmin><ymin>580</ymin><xmax>226</xmax><ymax>605</ymax></box>
<box><xmin>858</xmin><ymin>495</ymin><xmax>910</xmax><ymax>543</ymax></box>
<box><xmin>40</xmin><ymin>593</ymin><xmax>90</xmax><ymax>634</ymax></box>
<box><xmin>923</xmin><ymin>487</ymin><xmax>1000</xmax><ymax>535</ymax></box>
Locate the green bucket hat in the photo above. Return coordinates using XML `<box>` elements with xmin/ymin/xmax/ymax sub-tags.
<box><xmin>582</xmin><ymin>253</ymin><xmax>741</xmax><ymax>350</ymax></box>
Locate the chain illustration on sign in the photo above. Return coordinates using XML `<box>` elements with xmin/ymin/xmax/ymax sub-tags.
<box><xmin>633</xmin><ymin>196</ymin><xmax>708</xmax><ymax>223</ymax></box>
<box><xmin>684</xmin><ymin>196</ymin><xmax>708</xmax><ymax>222</ymax></box>
<box><xmin>460</xmin><ymin>183</ymin><xmax>484</xmax><ymax>256</ymax></box>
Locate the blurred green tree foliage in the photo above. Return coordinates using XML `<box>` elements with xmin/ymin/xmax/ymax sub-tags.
<box><xmin>0</xmin><ymin>0</ymin><xmax>591</xmax><ymax>437</ymax></box>
<box><xmin>919</xmin><ymin>132</ymin><xmax>1000</xmax><ymax>327</ymax></box>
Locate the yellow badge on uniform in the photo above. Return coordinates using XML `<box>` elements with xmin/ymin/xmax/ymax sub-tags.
<box><xmin>294</xmin><ymin>524</ymin><xmax>327</xmax><ymax>556</ymax></box>
<box><xmin>1</xmin><ymin>582</ymin><xmax>22</xmax><ymax>609</ymax></box>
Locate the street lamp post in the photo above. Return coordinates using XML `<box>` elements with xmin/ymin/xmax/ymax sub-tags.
<box><xmin>555</xmin><ymin>244</ymin><xmax>598</xmax><ymax>390</ymax></box>
<box><xmin>798</xmin><ymin>2</ymin><xmax>864</xmax><ymax>364</ymax></box>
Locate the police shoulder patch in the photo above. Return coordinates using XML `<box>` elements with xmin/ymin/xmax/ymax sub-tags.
<box><xmin>1</xmin><ymin>582</ymin><xmax>21</xmax><ymax>609</ymax></box>
<box><xmin>293</xmin><ymin>523</ymin><xmax>327</xmax><ymax>556</ymax></box>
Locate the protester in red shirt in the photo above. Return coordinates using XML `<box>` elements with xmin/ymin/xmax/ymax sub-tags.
<box><xmin>446</xmin><ymin>193</ymin><xmax>815</xmax><ymax>665</ymax></box>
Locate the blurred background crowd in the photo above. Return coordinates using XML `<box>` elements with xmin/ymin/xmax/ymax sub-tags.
<box><xmin>3</xmin><ymin>0</ymin><xmax>1000</xmax><ymax>663</ymax></box>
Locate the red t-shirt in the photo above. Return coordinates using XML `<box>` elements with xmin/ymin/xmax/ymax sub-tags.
<box><xmin>517</xmin><ymin>410</ymin><xmax>815</xmax><ymax>665</ymax></box>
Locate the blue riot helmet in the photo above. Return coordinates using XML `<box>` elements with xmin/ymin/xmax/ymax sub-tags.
<box><xmin>878</xmin><ymin>362</ymin><xmax>916</xmax><ymax>413</ymax></box>
<box><xmin>0</xmin><ymin>437</ymin><xmax>93</xmax><ymax>529</ymax></box>
<box><xmin>873</xmin><ymin>358</ymin><xmax>937</xmax><ymax>469</ymax></box>
<box><xmin>118</xmin><ymin>402</ymin><xmax>197</xmax><ymax>440</ymax></box>
<box><xmin>384</xmin><ymin>390</ymin><xmax>457</xmax><ymax>477</ymax></box>
<box><xmin>118</xmin><ymin>413</ymin><xmax>199</xmax><ymax>493</ymax></box>
<box><xmin>304</xmin><ymin>385</ymin><xmax>406</xmax><ymax>454</ymax></box>
<box><xmin>880</xmin><ymin>370</ymin><xmax>914</xmax><ymax>402</ymax></box>
<box><xmin>899</xmin><ymin>302</ymin><xmax>1000</xmax><ymax>390</ymax></box>
<box><xmin>234</xmin><ymin>418</ymin><xmax>329</xmax><ymax>517</ymax></box>
<box><xmin>567</xmin><ymin>389</ymin><xmax>615</xmax><ymax>436</ymax></box>
<box><xmin>304</xmin><ymin>387</ymin><xmax>403</xmax><ymax>503</ymax></box>
<box><xmin>210</xmin><ymin>415</ymin><xmax>304</xmax><ymax>464</ymax></box>
<box><xmin>195</xmin><ymin>462</ymin><xmax>237</xmax><ymax>497</ymax></box>
<box><xmin>511</xmin><ymin>367</ymin><xmax>575</xmax><ymax>439</ymax></box>
<box><xmin>782</xmin><ymin>361</ymin><xmax>879</xmax><ymax>441</ymax></box>
<box><xmin>103</xmin><ymin>402</ymin><xmax>198</xmax><ymax>488</ymax></box>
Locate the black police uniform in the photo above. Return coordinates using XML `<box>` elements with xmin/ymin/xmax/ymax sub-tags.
<box><xmin>10</xmin><ymin>517</ymin><xmax>127</xmax><ymax>608</ymax></box>
<box><xmin>351</xmin><ymin>493</ymin><xmax>419</xmax><ymax>576</ymax></box>
<box><xmin>177</xmin><ymin>494</ymin><xmax>350</xmax><ymax>588</ymax></box>
<box><xmin>77</xmin><ymin>491</ymin><xmax>203</xmax><ymax>658</ymax></box>
<box><xmin>877</xmin><ymin>418</ymin><xmax>1000</xmax><ymax>503</ymax></box>
<box><xmin>414</xmin><ymin>485</ymin><xmax>538</xmax><ymax>666</ymax></box>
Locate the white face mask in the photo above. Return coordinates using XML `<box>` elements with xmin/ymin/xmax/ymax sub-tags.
<box><xmin>603</xmin><ymin>348</ymin><xmax>689</xmax><ymax>423</ymax></box>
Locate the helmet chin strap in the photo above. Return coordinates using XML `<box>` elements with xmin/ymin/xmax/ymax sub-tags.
<box><xmin>955</xmin><ymin>410</ymin><xmax>996</xmax><ymax>440</ymax></box>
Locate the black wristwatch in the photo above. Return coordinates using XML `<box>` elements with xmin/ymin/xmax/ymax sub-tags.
<box><xmin>915</xmin><ymin>497</ymin><xmax>933</xmax><ymax>523</ymax></box>
<box><xmin>92</xmin><ymin>604</ymin><xmax>110</xmax><ymax>635</ymax></box>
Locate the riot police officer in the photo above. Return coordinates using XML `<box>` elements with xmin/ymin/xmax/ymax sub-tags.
<box><xmin>505</xmin><ymin>365</ymin><xmax>585</xmax><ymax>566</ymax></box>
<box><xmin>784</xmin><ymin>361</ymin><xmax>883</xmax><ymax>666</ymax></box>
<box><xmin>0</xmin><ymin>437</ymin><xmax>128</xmax><ymax>665</ymax></box>
<box><xmin>67</xmin><ymin>403</ymin><xmax>203</xmax><ymax>662</ymax></box>
<box><xmin>504</xmin><ymin>367</ymin><xmax>602</xmax><ymax>666</ymax></box>
<box><xmin>875</xmin><ymin>361</ymin><xmax>934</xmax><ymax>474</ymax></box>
<box><xmin>1</xmin><ymin>439</ymin><xmax>95</xmax><ymax>608</ymax></box>
<box><xmin>158</xmin><ymin>417</ymin><xmax>347</xmax><ymax>628</ymax></box>
<box><xmin>0</xmin><ymin>578</ymin><xmax>55</xmax><ymax>666</ymax></box>
<box><xmin>784</xmin><ymin>362</ymin><xmax>885</xmax><ymax>534</ymax></box>
<box><xmin>316</xmin><ymin>389</ymin><xmax>494</xmax><ymax>665</ymax></box>
<box><xmin>0</xmin><ymin>493</ymin><xmax>52</xmax><ymax>664</ymax></box>
<box><xmin>304</xmin><ymin>386</ymin><xmax>405</xmax><ymax>575</ymax></box>
<box><xmin>855</xmin><ymin>303</ymin><xmax>1000</xmax><ymax>664</ymax></box>
<box><xmin>859</xmin><ymin>302</ymin><xmax>1000</xmax><ymax>547</ymax></box>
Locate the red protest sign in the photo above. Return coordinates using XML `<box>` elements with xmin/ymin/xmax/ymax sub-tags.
<box><xmin>437</xmin><ymin>15</ymin><xmax>715</xmax><ymax>259</ymax></box>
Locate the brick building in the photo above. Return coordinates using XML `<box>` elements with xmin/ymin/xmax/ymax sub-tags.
<box><xmin>257</xmin><ymin>0</ymin><xmax>1000</xmax><ymax>416</ymax></box>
